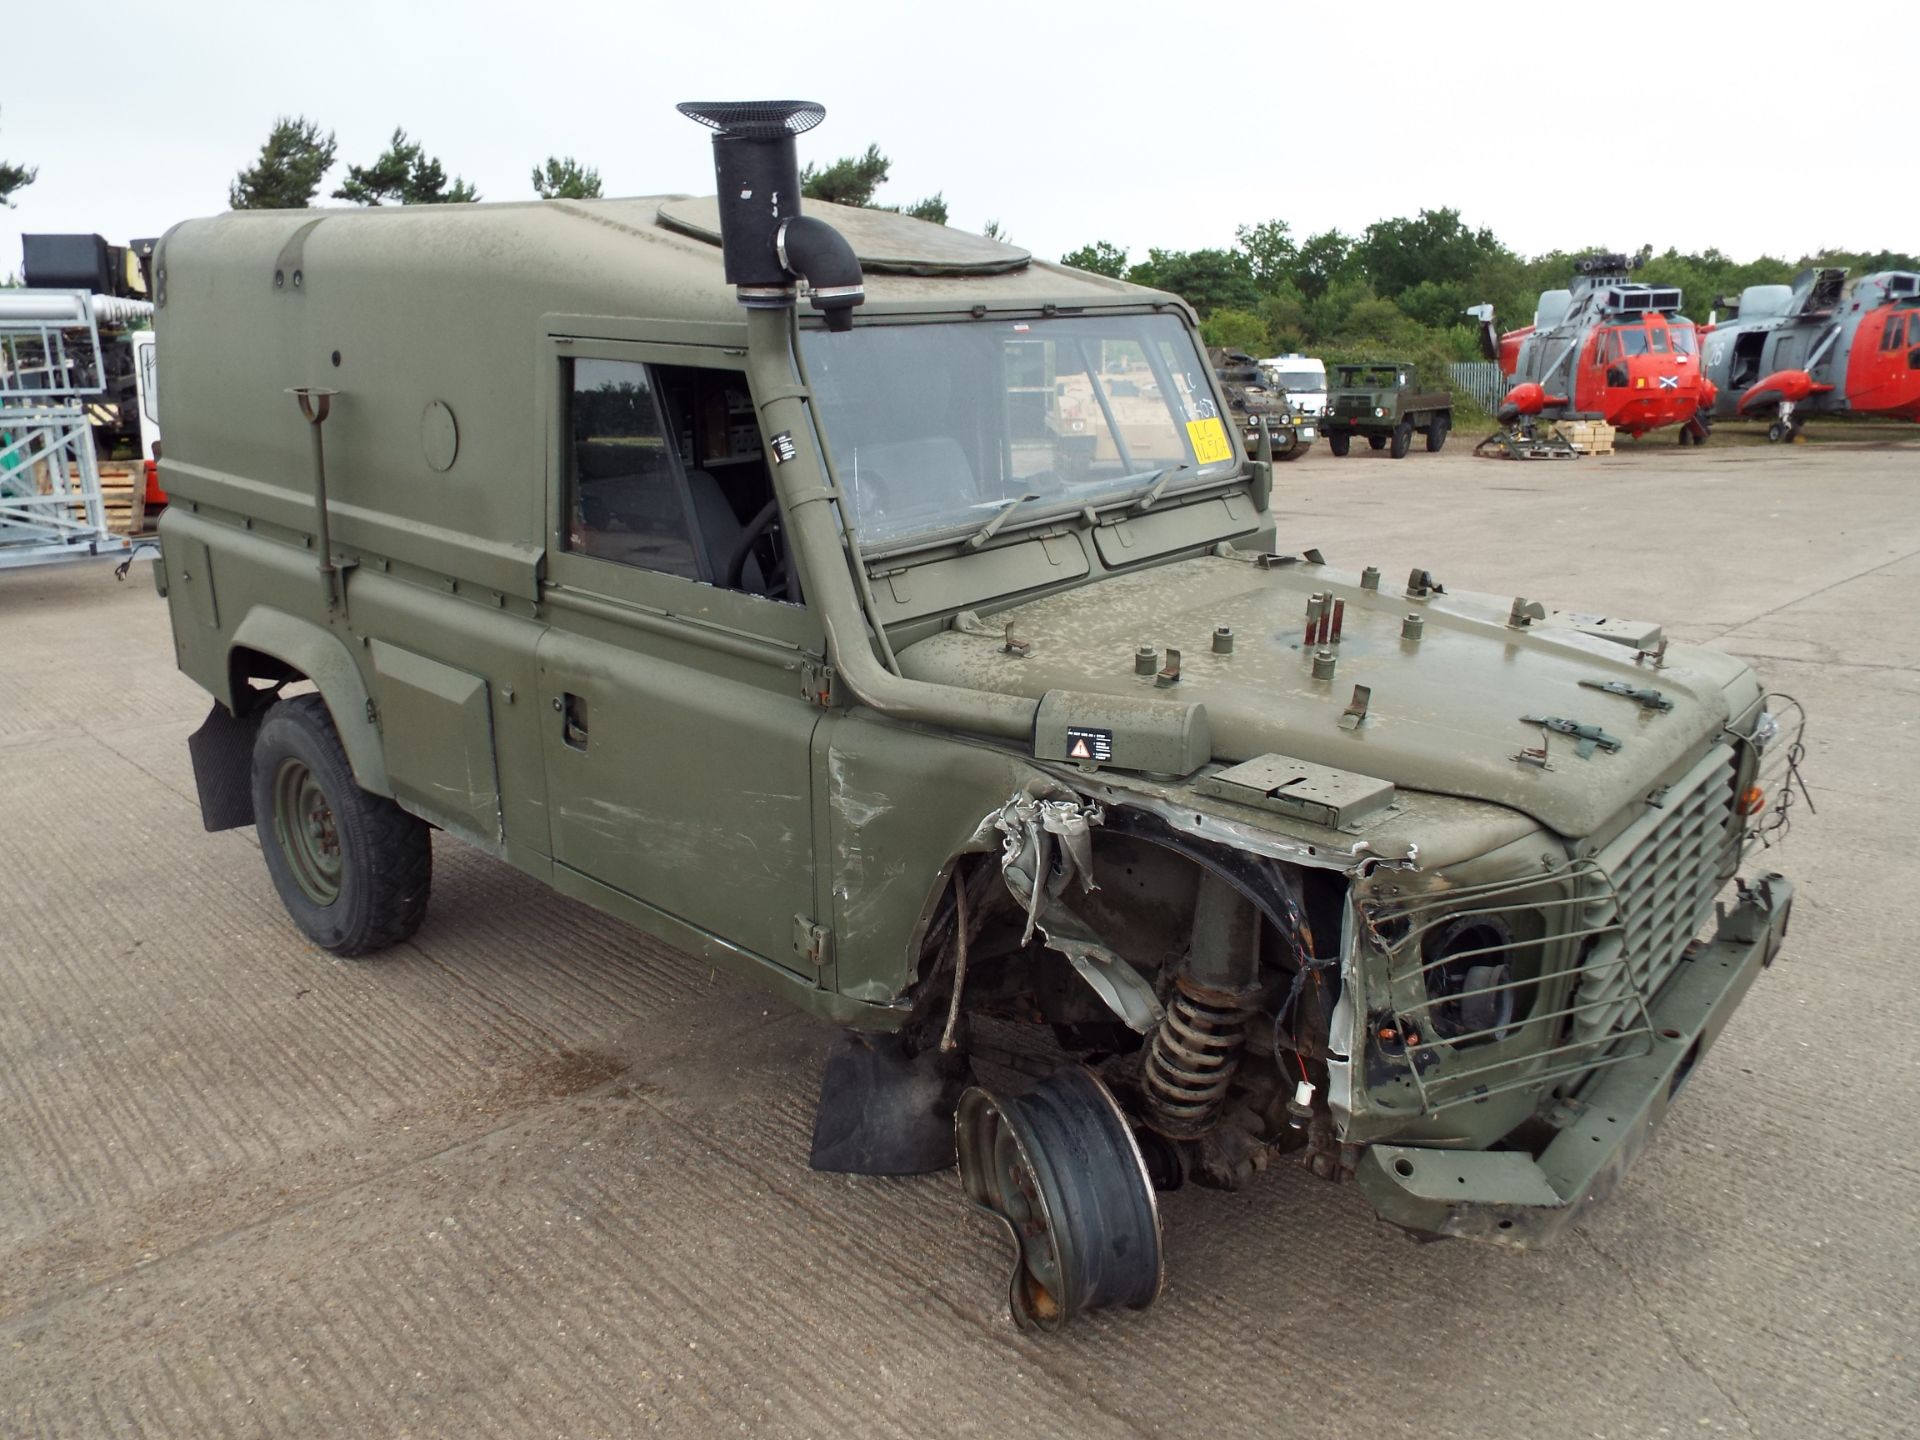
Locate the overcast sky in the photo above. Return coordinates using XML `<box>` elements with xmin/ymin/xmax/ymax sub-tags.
<box><xmin>3</xmin><ymin>0</ymin><xmax>1913</xmax><ymax>287</ymax></box>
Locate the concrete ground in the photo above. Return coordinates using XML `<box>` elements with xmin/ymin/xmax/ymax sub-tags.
<box><xmin>2</xmin><ymin>436</ymin><xmax>1915</xmax><ymax>1439</ymax></box>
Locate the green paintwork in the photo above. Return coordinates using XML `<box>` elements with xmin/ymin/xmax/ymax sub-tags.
<box><xmin>1326</xmin><ymin>359</ymin><xmax>1451</xmax><ymax>439</ymax></box>
<box><xmin>150</xmin><ymin>184</ymin><xmax>1789</xmax><ymax>1231</ymax></box>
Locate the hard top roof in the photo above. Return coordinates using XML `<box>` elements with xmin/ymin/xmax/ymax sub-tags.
<box><xmin>160</xmin><ymin>196</ymin><xmax>1181</xmax><ymax>325</ymax></box>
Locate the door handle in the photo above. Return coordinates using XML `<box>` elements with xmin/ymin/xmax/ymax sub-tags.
<box><xmin>560</xmin><ymin>692</ymin><xmax>589</xmax><ymax>751</ymax></box>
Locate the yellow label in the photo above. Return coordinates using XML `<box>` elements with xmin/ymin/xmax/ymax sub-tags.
<box><xmin>1186</xmin><ymin>416</ymin><xmax>1232</xmax><ymax>465</ymax></box>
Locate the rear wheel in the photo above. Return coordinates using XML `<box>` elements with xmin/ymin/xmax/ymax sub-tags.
<box><xmin>1425</xmin><ymin>415</ymin><xmax>1449</xmax><ymax>452</ymax></box>
<box><xmin>252</xmin><ymin>694</ymin><xmax>431</xmax><ymax>956</ymax></box>
<box><xmin>1367</xmin><ymin>434</ymin><xmax>1387</xmax><ymax>451</ymax></box>
<box><xmin>1326</xmin><ymin>431</ymin><xmax>1351</xmax><ymax>457</ymax></box>
<box><xmin>1389</xmin><ymin>422</ymin><xmax>1413</xmax><ymax>459</ymax></box>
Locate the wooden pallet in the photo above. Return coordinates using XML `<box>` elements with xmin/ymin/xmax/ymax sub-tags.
<box><xmin>61</xmin><ymin>462</ymin><xmax>158</xmax><ymax>535</ymax></box>
<box><xmin>1553</xmin><ymin>420</ymin><xmax>1616</xmax><ymax>456</ymax></box>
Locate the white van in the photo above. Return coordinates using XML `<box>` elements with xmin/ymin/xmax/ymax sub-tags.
<box><xmin>1259</xmin><ymin>353</ymin><xmax>1326</xmax><ymax>418</ymax></box>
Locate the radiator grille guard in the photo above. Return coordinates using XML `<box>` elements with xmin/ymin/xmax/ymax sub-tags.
<box><xmin>1359</xmin><ymin>743</ymin><xmax>1741</xmax><ymax>1115</ymax></box>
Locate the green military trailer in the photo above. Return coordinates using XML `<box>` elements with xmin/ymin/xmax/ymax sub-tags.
<box><xmin>152</xmin><ymin>100</ymin><xmax>1799</xmax><ymax>1332</ymax></box>
<box><xmin>1324</xmin><ymin>360</ymin><xmax>1452</xmax><ymax>458</ymax></box>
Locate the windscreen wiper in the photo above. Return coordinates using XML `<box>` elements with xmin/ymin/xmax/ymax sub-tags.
<box><xmin>967</xmin><ymin>492</ymin><xmax>1042</xmax><ymax>550</ymax></box>
<box><xmin>1129</xmin><ymin>464</ymin><xmax>1189</xmax><ymax>514</ymax></box>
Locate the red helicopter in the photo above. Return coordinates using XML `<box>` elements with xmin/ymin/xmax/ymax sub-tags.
<box><xmin>1698</xmin><ymin>268</ymin><xmax>1920</xmax><ymax>440</ymax></box>
<box><xmin>1468</xmin><ymin>254</ymin><xmax>1715</xmax><ymax>442</ymax></box>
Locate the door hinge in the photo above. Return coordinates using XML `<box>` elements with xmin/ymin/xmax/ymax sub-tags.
<box><xmin>801</xmin><ymin>661</ymin><xmax>836</xmax><ymax>708</ymax></box>
<box><xmin>793</xmin><ymin>915</ymin><xmax>833</xmax><ymax>970</ymax></box>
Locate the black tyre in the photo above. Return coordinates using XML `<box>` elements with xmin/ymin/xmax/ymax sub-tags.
<box><xmin>1425</xmin><ymin>415</ymin><xmax>1449</xmax><ymax>452</ymax></box>
<box><xmin>1367</xmin><ymin>434</ymin><xmax>1388</xmax><ymax>451</ymax></box>
<box><xmin>251</xmin><ymin>694</ymin><xmax>431</xmax><ymax>956</ymax></box>
<box><xmin>1766</xmin><ymin>422</ymin><xmax>1786</xmax><ymax>443</ymax></box>
<box><xmin>1326</xmin><ymin>431</ymin><xmax>1351</xmax><ymax>457</ymax></box>
<box><xmin>1389</xmin><ymin>422</ymin><xmax>1413</xmax><ymax>459</ymax></box>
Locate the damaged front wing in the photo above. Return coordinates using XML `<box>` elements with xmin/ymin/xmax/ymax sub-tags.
<box><xmin>983</xmin><ymin>789</ymin><xmax>1165</xmax><ymax>1034</ymax></box>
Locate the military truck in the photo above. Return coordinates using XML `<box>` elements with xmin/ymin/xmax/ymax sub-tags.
<box><xmin>151</xmin><ymin>100</ymin><xmax>1798</xmax><ymax>1333</ymax></box>
<box><xmin>1324</xmin><ymin>361</ymin><xmax>1452</xmax><ymax>458</ymax></box>
<box><xmin>1209</xmin><ymin>347</ymin><xmax>1314</xmax><ymax>462</ymax></box>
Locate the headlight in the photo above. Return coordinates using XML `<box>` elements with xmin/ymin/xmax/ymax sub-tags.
<box><xmin>1752</xmin><ymin>709</ymin><xmax>1779</xmax><ymax>752</ymax></box>
<box><xmin>1375</xmin><ymin>407</ymin><xmax>1384</xmax><ymax>417</ymax></box>
<box><xmin>1424</xmin><ymin>914</ymin><xmax>1519</xmax><ymax>1042</ymax></box>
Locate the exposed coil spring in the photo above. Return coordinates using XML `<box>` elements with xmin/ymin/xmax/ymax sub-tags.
<box><xmin>1141</xmin><ymin>980</ymin><xmax>1255</xmax><ymax>1138</ymax></box>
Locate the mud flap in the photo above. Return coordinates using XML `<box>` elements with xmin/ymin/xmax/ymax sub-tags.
<box><xmin>808</xmin><ymin>1030</ymin><xmax>973</xmax><ymax>1176</ymax></box>
<box><xmin>188</xmin><ymin>701</ymin><xmax>265</xmax><ymax>832</ymax></box>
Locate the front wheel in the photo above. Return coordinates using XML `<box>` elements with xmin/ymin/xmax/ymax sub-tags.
<box><xmin>252</xmin><ymin>694</ymin><xmax>431</xmax><ymax>956</ymax></box>
<box><xmin>1425</xmin><ymin>415</ymin><xmax>1449</xmax><ymax>452</ymax></box>
<box><xmin>1766</xmin><ymin>421</ymin><xmax>1787</xmax><ymax>443</ymax></box>
<box><xmin>1326</xmin><ymin>431</ymin><xmax>1351</xmax><ymax>457</ymax></box>
<box><xmin>1389</xmin><ymin>422</ymin><xmax>1413</xmax><ymax>459</ymax></box>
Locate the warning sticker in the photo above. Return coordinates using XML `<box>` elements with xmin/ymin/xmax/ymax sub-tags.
<box><xmin>1064</xmin><ymin>726</ymin><xmax>1114</xmax><ymax>763</ymax></box>
<box><xmin>769</xmin><ymin>430</ymin><xmax>797</xmax><ymax>464</ymax></box>
<box><xmin>1185</xmin><ymin>417</ymin><xmax>1233</xmax><ymax>466</ymax></box>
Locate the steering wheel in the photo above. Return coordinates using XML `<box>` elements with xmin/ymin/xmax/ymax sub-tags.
<box><xmin>725</xmin><ymin>498</ymin><xmax>791</xmax><ymax>598</ymax></box>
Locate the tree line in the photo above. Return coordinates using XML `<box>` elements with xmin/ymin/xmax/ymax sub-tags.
<box><xmin>6</xmin><ymin>104</ymin><xmax>1911</xmax><ymax>398</ymax></box>
<box><xmin>225</xmin><ymin>116</ymin><xmax>599</xmax><ymax>208</ymax></box>
<box><xmin>1061</xmin><ymin>219</ymin><xmax>1920</xmax><ymax>399</ymax></box>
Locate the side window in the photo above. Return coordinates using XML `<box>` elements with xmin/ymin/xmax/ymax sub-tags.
<box><xmin>1882</xmin><ymin>314</ymin><xmax>1906</xmax><ymax>352</ymax></box>
<box><xmin>567</xmin><ymin>358</ymin><xmax>701</xmax><ymax>580</ymax></box>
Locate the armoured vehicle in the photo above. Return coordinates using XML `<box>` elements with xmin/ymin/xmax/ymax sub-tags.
<box><xmin>1322</xmin><ymin>361</ymin><xmax>1451</xmax><ymax>457</ymax></box>
<box><xmin>152</xmin><ymin>100</ymin><xmax>1799</xmax><ymax>1332</ymax></box>
<box><xmin>1468</xmin><ymin>255</ymin><xmax>1713</xmax><ymax>443</ymax></box>
<box><xmin>1209</xmin><ymin>346</ymin><xmax>1313</xmax><ymax>461</ymax></box>
<box><xmin>1697</xmin><ymin>268</ymin><xmax>1920</xmax><ymax>440</ymax></box>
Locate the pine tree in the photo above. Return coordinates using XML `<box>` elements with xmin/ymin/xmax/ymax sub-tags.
<box><xmin>532</xmin><ymin>156</ymin><xmax>602</xmax><ymax>200</ymax></box>
<box><xmin>0</xmin><ymin>108</ymin><xmax>36</xmax><ymax>208</ymax></box>
<box><xmin>333</xmin><ymin>129</ymin><xmax>478</xmax><ymax>206</ymax></box>
<box><xmin>229</xmin><ymin>117</ymin><xmax>336</xmax><ymax>210</ymax></box>
<box><xmin>800</xmin><ymin>145</ymin><xmax>944</xmax><ymax>225</ymax></box>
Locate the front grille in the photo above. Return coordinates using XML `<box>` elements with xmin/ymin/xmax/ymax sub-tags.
<box><xmin>1571</xmin><ymin>744</ymin><xmax>1739</xmax><ymax>1049</ymax></box>
<box><xmin>1356</xmin><ymin>742</ymin><xmax>1740</xmax><ymax>1116</ymax></box>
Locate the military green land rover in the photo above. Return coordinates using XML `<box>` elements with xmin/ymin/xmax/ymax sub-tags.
<box><xmin>152</xmin><ymin>100</ymin><xmax>1800</xmax><ymax>1331</ymax></box>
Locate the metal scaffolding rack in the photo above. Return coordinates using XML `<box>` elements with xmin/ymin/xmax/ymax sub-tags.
<box><xmin>1</xmin><ymin>290</ymin><xmax>132</xmax><ymax>568</ymax></box>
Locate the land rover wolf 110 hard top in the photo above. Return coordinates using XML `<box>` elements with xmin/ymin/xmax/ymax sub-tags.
<box><xmin>152</xmin><ymin>99</ymin><xmax>1799</xmax><ymax>1332</ymax></box>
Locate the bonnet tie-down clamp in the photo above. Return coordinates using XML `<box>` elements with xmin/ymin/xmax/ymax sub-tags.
<box><xmin>1522</xmin><ymin>715</ymin><xmax>1622</xmax><ymax>760</ymax></box>
<box><xmin>1579</xmin><ymin>678</ymin><xmax>1673</xmax><ymax>711</ymax></box>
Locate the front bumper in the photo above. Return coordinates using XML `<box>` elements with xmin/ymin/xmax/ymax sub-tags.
<box><xmin>1353</xmin><ymin>873</ymin><xmax>1793</xmax><ymax>1247</ymax></box>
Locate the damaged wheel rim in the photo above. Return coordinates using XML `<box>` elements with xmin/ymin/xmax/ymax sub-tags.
<box><xmin>956</xmin><ymin>1065</ymin><xmax>1162</xmax><ymax>1331</ymax></box>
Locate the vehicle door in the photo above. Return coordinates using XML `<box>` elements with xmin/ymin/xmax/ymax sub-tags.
<box><xmin>1848</xmin><ymin>310</ymin><xmax>1904</xmax><ymax>410</ymax></box>
<box><xmin>535</xmin><ymin>333</ymin><xmax>826</xmax><ymax>979</ymax></box>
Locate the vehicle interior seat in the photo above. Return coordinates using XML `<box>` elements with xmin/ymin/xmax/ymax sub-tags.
<box><xmin>684</xmin><ymin>468</ymin><xmax>768</xmax><ymax>594</ymax></box>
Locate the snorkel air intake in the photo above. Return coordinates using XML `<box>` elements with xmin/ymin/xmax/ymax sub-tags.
<box><xmin>677</xmin><ymin>100</ymin><xmax>865</xmax><ymax>332</ymax></box>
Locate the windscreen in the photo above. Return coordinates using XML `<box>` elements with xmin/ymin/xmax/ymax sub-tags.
<box><xmin>800</xmin><ymin>314</ymin><xmax>1237</xmax><ymax>547</ymax></box>
<box><xmin>1271</xmin><ymin>370</ymin><xmax>1323</xmax><ymax>392</ymax></box>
